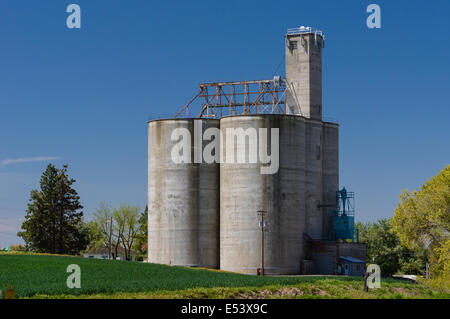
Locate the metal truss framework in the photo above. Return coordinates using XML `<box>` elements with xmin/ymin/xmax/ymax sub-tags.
<box><xmin>174</xmin><ymin>78</ymin><xmax>288</xmax><ymax>119</ymax></box>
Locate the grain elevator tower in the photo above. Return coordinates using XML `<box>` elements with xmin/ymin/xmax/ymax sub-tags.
<box><xmin>285</xmin><ymin>26</ymin><xmax>324</xmax><ymax>120</ymax></box>
<box><xmin>146</xmin><ymin>26</ymin><xmax>366</xmax><ymax>275</ymax></box>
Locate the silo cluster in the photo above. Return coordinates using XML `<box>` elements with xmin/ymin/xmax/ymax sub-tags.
<box><xmin>147</xmin><ymin>27</ymin><xmax>340</xmax><ymax>274</ymax></box>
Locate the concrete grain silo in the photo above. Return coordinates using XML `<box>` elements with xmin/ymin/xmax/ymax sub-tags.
<box><xmin>146</xmin><ymin>26</ymin><xmax>360</xmax><ymax>275</ymax></box>
<box><xmin>219</xmin><ymin>115</ymin><xmax>307</xmax><ymax>274</ymax></box>
<box><xmin>147</xmin><ymin>119</ymin><xmax>220</xmax><ymax>268</ymax></box>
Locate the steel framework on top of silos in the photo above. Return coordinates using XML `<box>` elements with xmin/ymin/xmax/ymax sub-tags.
<box><xmin>174</xmin><ymin>77</ymin><xmax>289</xmax><ymax>119</ymax></box>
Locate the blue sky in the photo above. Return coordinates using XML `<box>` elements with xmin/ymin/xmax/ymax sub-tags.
<box><xmin>0</xmin><ymin>0</ymin><xmax>449</xmax><ymax>247</ymax></box>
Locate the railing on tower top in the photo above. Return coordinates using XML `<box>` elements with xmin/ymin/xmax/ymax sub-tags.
<box><xmin>286</xmin><ymin>26</ymin><xmax>325</xmax><ymax>39</ymax></box>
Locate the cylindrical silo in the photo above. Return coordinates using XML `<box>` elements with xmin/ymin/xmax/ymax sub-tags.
<box><xmin>304</xmin><ymin>120</ymin><xmax>324</xmax><ymax>240</ymax></box>
<box><xmin>220</xmin><ymin>115</ymin><xmax>306</xmax><ymax>275</ymax></box>
<box><xmin>148</xmin><ymin>118</ymin><xmax>220</xmax><ymax>268</ymax></box>
<box><xmin>322</xmin><ymin>122</ymin><xmax>339</xmax><ymax>239</ymax></box>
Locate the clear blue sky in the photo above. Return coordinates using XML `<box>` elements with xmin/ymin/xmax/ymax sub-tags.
<box><xmin>0</xmin><ymin>0</ymin><xmax>449</xmax><ymax>247</ymax></box>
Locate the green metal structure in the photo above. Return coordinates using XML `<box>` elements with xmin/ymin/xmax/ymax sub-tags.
<box><xmin>330</xmin><ymin>188</ymin><xmax>358</xmax><ymax>242</ymax></box>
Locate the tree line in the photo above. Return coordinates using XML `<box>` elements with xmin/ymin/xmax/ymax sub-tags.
<box><xmin>17</xmin><ymin>164</ymin><xmax>147</xmax><ymax>261</ymax></box>
<box><xmin>17</xmin><ymin>163</ymin><xmax>448</xmax><ymax>281</ymax></box>
<box><xmin>87</xmin><ymin>203</ymin><xmax>148</xmax><ymax>261</ymax></box>
<box><xmin>357</xmin><ymin>165</ymin><xmax>449</xmax><ymax>284</ymax></box>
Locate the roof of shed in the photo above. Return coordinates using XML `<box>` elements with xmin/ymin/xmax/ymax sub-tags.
<box><xmin>339</xmin><ymin>256</ymin><xmax>366</xmax><ymax>263</ymax></box>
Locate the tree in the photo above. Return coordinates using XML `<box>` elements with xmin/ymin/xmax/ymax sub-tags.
<box><xmin>89</xmin><ymin>203</ymin><xmax>140</xmax><ymax>260</ymax></box>
<box><xmin>10</xmin><ymin>244</ymin><xmax>26</xmax><ymax>251</ymax></box>
<box><xmin>114</xmin><ymin>204</ymin><xmax>140</xmax><ymax>261</ymax></box>
<box><xmin>356</xmin><ymin>219</ymin><xmax>421</xmax><ymax>276</ymax></box>
<box><xmin>133</xmin><ymin>206</ymin><xmax>148</xmax><ymax>261</ymax></box>
<box><xmin>391</xmin><ymin>165</ymin><xmax>450</xmax><ymax>279</ymax></box>
<box><xmin>18</xmin><ymin>164</ymin><xmax>89</xmax><ymax>255</ymax></box>
<box><xmin>89</xmin><ymin>202</ymin><xmax>115</xmax><ymax>259</ymax></box>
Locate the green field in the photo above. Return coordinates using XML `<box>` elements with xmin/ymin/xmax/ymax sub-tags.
<box><xmin>0</xmin><ymin>253</ymin><xmax>448</xmax><ymax>299</ymax></box>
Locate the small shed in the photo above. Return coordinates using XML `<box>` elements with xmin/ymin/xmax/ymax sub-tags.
<box><xmin>337</xmin><ymin>256</ymin><xmax>366</xmax><ymax>276</ymax></box>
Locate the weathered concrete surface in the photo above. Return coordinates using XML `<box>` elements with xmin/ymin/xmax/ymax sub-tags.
<box><xmin>147</xmin><ymin>119</ymin><xmax>220</xmax><ymax>268</ymax></box>
<box><xmin>285</xmin><ymin>33</ymin><xmax>323</xmax><ymax>120</ymax></box>
<box><xmin>305</xmin><ymin>120</ymin><xmax>323</xmax><ymax>240</ymax></box>
<box><xmin>322</xmin><ymin>123</ymin><xmax>339</xmax><ymax>239</ymax></box>
<box><xmin>147</xmin><ymin>114</ymin><xmax>339</xmax><ymax>274</ymax></box>
<box><xmin>220</xmin><ymin>115</ymin><xmax>307</xmax><ymax>275</ymax></box>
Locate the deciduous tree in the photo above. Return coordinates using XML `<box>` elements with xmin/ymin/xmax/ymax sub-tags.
<box><xmin>391</xmin><ymin>165</ymin><xmax>450</xmax><ymax>279</ymax></box>
<box><xmin>114</xmin><ymin>204</ymin><xmax>140</xmax><ymax>261</ymax></box>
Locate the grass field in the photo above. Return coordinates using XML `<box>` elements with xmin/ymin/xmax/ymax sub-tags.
<box><xmin>0</xmin><ymin>252</ymin><xmax>448</xmax><ymax>299</ymax></box>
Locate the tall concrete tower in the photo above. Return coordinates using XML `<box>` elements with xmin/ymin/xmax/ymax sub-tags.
<box><xmin>285</xmin><ymin>27</ymin><xmax>324</xmax><ymax>120</ymax></box>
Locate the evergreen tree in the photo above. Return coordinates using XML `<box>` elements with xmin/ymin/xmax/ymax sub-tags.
<box><xmin>18</xmin><ymin>164</ymin><xmax>89</xmax><ymax>255</ymax></box>
<box><xmin>133</xmin><ymin>205</ymin><xmax>148</xmax><ymax>261</ymax></box>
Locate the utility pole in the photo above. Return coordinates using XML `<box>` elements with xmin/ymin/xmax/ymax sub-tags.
<box><xmin>109</xmin><ymin>215</ymin><xmax>113</xmax><ymax>260</ymax></box>
<box><xmin>257</xmin><ymin>210</ymin><xmax>268</xmax><ymax>276</ymax></box>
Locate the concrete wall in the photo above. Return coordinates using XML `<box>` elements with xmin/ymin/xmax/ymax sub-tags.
<box><xmin>285</xmin><ymin>33</ymin><xmax>323</xmax><ymax>120</ymax></box>
<box><xmin>304</xmin><ymin>120</ymin><xmax>323</xmax><ymax>240</ymax></box>
<box><xmin>147</xmin><ymin>119</ymin><xmax>220</xmax><ymax>268</ymax></box>
<box><xmin>147</xmin><ymin>114</ymin><xmax>339</xmax><ymax>274</ymax></box>
<box><xmin>322</xmin><ymin>123</ymin><xmax>339</xmax><ymax>239</ymax></box>
<box><xmin>220</xmin><ymin>115</ymin><xmax>306</xmax><ymax>275</ymax></box>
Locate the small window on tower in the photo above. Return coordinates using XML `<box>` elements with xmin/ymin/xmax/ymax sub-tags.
<box><xmin>316</xmin><ymin>145</ymin><xmax>321</xmax><ymax>160</ymax></box>
<box><xmin>289</xmin><ymin>41</ymin><xmax>297</xmax><ymax>50</ymax></box>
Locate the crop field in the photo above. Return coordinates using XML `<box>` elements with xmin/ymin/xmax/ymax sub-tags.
<box><xmin>0</xmin><ymin>253</ymin><xmax>448</xmax><ymax>299</ymax></box>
